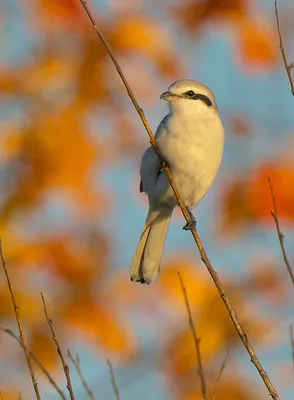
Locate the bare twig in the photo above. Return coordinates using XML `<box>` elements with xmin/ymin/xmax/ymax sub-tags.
<box><xmin>107</xmin><ymin>359</ymin><xmax>120</xmax><ymax>400</ymax></box>
<box><xmin>268</xmin><ymin>177</ymin><xmax>294</xmax><ymax>285</ymax></box>
<box><xmin>177</xmin><ymin>271</ymin><xmax>207</xmax><ymax>400</ymax></box>
<box><xmin>290</xmin><ymin>325</ymin><xmax>294</xmax><ymax>380</ymax></box>
<box><xmin>0</xmin><ymin>327</ymin><xmax>66</xmax><ymax>400</ymax></box>
<box><xmin>41</xmin><ymin>293</ymin><xmax>75</xmax><ymax>400</ymax></box>
<box><xmin>212</xmin><ymin>349</ymin><xmax>230</xmax><ymax>400</ymax></box>
<box><xmin>68</xmin><ymin>351</ymin><xmax>95</xmax><ymax>400</ymax></box>
<box><xmin>274</xmin><ymin>1</ymin><xmax>294</xmax><ymax>96</ymax></box>
<box><xmin>0</xmin><ymin>240</ymin><xmax>41</xmax><ymax>400</ymax></box>
<box><xmin>0</xmin><ymin>388</ymin><xmax>3</xmax><ymax>400</ymax></box>
<box><xmin>78</xmin><ymin>2</ymin><xmax>280</xmax><ymax>399</ymax></box>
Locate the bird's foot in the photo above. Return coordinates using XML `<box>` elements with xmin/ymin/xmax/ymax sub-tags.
<box><xmin>160</xmin><ymin>160</ymin><xmax>168</xmax><ymax>171</ymax></box>
<box><xmin>182</xmin><ymin>207</ymin><xmax>197</xmax><ymax>231</ymax></box>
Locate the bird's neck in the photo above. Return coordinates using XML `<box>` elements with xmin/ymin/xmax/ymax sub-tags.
<box><xmin>169</xmin><ymin>102</ymin><xmax>216</xmax><ymax>119</ymax></box>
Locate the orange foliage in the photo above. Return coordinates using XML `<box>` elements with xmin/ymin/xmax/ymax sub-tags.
<box><xmin>222</xmin><ymin>162</ymin><xmax>294</xmax><ymax>231</ymax></box>
<box><xmin>39</xmin><ymin>0</ymin><xmax>83</xmax><ymax>23</ymax></box>
<box><xmin>158</xmin><ymin>259</ymin><xmax>211</xmax><ymax>310</ymax></box>
<box><xmin>238</xmin><ymin>18</ymin><xmax>279</xmax><ymax>69</ymax></box>
<box><xmin>110</xmin><ymin>14</ymin><xmax>183</xmax><ymax>77</ymax></box>
<box><xmin>174</xmin><ymin>0</ymin><xmax>279</xmax><ymax>70</ymax></box>
<box><xmin>174</xmin><ymin>0</ymin><xmax>246</xmax><ymax>31</ymax></box>
<box><xmin>30</xmin><ymin>327</ymin><xmax>58</xmax><ymax>369</ymax></box>
<box><xmin>63</xmin><ymin>292</ymin><xmax>135</xmax><ymax>357</ymax></box>
<box><xmin>156</xmin><ymin>258</ymin><xmax>275</xmax><ymax>399</ymax></box>
<box><xmin>0</xmin><ymin>390</ymin><xmax>26</xmax><ymax>400</ymax></box>
<box><xmin>164</xmin><ymin>280</ymin><xmax>269</xmax><ymax>377</ymax></box>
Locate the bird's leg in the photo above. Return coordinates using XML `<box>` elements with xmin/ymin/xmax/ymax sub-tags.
<box><xmin>182</xmin><ymin>206</ymin><xmax>197</xmax><ymax>231</ymax></box>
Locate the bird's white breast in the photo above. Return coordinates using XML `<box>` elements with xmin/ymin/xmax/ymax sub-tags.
<box><xmin>156</xmin><ymin>110</ymin><xmax>224</xmax><ymax>208</ymax></box>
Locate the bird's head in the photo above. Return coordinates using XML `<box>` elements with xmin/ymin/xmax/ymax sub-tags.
<box><xmin>160</xmin><ymin>79</ymin><xmax>218</xmax><ymax>116</ymax></box>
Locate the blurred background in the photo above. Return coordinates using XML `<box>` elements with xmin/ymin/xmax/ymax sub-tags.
<box><xmin>0</xmin><ymin>0</ymin><xmax>294</xmax><ymax>399</ymax></box>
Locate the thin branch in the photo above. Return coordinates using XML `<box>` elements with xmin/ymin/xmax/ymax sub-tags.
<box><xmin>41</xmin><ymin>293</ymin><xmax>75</xmax><ymax>400</ymax></box>
<box><xmin>0</xmin><ymin>388</ymin><xmax>3</xmax><ymax>400</ymax></box>
<box><xmin>177</xmin><ymin>271</ymin><xmax>207</xmax><ymax>400</ymax></box>
<box><xmin>268</xmin><ymin>177</ymin><xmax>294</xmax><ymax>285</ymax></box>
<box><xmin>290</xmin><ymin>325</ymin><xmax>294</xmax><ymax>380</ymax></box>
<box><xmin>78</xmin><ymin>2</ymin><xmax>280</xmax><ymax>399</ymax></box>
<box><xmin>274</xmin><ymin>1</ymin><xmax>294</xmax><ymax>96</ymax></box>
<box><xmin>106</xmin><ymin>359</ymin><xmax>120</xmax><ymax>400</ymax></box>
<box><xmin>212</xmin><ymin>349</ymin><xmax>230</xmax><ymax>400</ymax></box>
<box><xmin>0</xmin><ymin>327</ymin><xmax>66</xmax><ymax>400</ymax></box>
<box><xmin>68</xmin><ymin>351</ymin><xmax>95</xmax><ymax>400</ymax></box>
<box><xmin>0</xmin><ymin>240</ymin><xmax>41</xmax><ymax>400</ymax></box>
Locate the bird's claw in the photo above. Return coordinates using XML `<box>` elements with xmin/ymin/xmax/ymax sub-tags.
<box><xmin>160</xmin><ymin>160</ymin><xmax>167</xmax><ymax>171</ymax></box>
<box><xmin>182</xmin><ymin>218</ymin><xmax>196</xmax><ymax>231</ymax></box>
<box><xmin>182</xmin><ymin>207</ymin><xmax>197</xmax><ymax>231</ymax></box>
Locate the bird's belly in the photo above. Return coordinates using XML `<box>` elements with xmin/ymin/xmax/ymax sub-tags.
<box><xmin>163</xmin><ymin>139</ymin><xmax>222</xmax><ymax>208</ymax></box>
<box><xmin>173</xmin><ymin>166</ymin><xmax>217</xmax><ymax>208</ymax></box>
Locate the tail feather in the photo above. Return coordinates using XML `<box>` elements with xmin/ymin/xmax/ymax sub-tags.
<box><xmin>130</xmin><ymin>207</ymin><xmax>173</xmax><ymax>284</ymax></box>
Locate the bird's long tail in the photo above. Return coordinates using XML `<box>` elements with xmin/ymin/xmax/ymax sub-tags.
<box><xmin>130</xmin><ymin>206</ymin><xmax>173</xmax><ymax>284</ymax></box>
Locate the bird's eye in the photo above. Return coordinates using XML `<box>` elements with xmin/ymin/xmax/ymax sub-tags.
<box><xmin>186</xmin><ymin>90</ymin><xmax>196</xmax><ymax>98</ymax></box>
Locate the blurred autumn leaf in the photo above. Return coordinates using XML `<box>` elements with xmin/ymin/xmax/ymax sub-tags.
<box><xmin>221</xmin><ymin>161</ymin><xmax>294</xmax><ymax>232</ymax></box>
<box><xmin>237</xmin><ymin>17</ymin><xmax>279</xmax><ymax>70</ymax></box>
<box><xmin>152</xmin><ymin>258</ymin><xmax>274</xmax><ymax>399</ymax></box>
<box><xmin>173</xmin><ymin>0</ymin><xmax>246</xmax><ymax>31</ymax></box>
<box><xmin>229</xmin><ymin>114</ymin><xmax>251</xmax><ymax>136</ymax></box>
<box><xmin>173</xmin><ymin>0</ymin><xmax>279</xmax><ymax>70</ymax></box>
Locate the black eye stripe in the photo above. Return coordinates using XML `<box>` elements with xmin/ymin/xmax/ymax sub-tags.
<box><xmin>193</xmin><ymin>93</ymin><xmax>212</xmax><ymax>107</ymax></box>
<box><xmin>184</xmin><ymin>91</ymin><xmax>212</xmax><ymax>107</ymax></box>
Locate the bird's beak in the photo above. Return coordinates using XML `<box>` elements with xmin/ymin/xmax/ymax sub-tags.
<box><xmin>160</xmin><ymin>91</ymin><xmax>178</xmax><ymax>101</ymax></box>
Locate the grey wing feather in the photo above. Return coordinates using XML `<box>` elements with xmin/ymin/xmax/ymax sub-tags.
<box><xmin>139</xmin><ymin>114</ymin><xmax>170</xmax><ymax>196</ymax></box>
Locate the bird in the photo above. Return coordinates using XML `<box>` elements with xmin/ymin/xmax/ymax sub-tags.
<box><xmin>130</xmin><ymin>79</ymin><xmax>225</xmax><ymax>284</ymax></box>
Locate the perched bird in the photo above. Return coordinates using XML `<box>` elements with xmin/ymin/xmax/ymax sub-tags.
<box><xmin>130</xmin><ymin>79</ymin><xmax>225</xmax><ymax>284</ymax></box>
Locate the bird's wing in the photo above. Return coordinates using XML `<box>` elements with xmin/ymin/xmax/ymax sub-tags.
<box><xmin>139</xmin><ymin>114</ymin><xmax>169</xmax><ymax>194</ymax></box>
<box><xmin>139</xmin><ymin>146</ymin><xmax>160</xmax><ymax>194</ymax></box>
<box><xmin>139</xmin><ymin>179</ymin><xmax>144</xmax><ymax>193</ymax></box>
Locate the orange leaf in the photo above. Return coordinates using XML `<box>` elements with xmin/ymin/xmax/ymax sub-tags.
<box><xmin>30</xmin><ymin>327</ymin><xmax>58</xmax><ymax>369</ymax></box>
<box><xmin>237</xmin><ymin>18</ymin><xmax>279</xmax><ymax>70</ymax></box>
<box><xmin>173</xmin><ymin>0</ymin><xmax>246</xmax><ymax>31</ymax></box>
<box><xmin>220</xmin><ymin>162</ymin><xmax>294</xmax><ymax>232</ymax></box>
<box><xmin>39</xmin><ymin>0</ymin><xmax>82</xmax><ymax>22</ymax></box>
<box><xmin>63</xmin><ymin>294</ymin><xmax>135</xmax><ymax>358</ymax></box>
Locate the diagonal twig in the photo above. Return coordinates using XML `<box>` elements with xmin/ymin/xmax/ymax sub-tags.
<box><xmin>290</xmin><ymin>325</ymin><xmax>294</xmax><ymax>380</ymax></box>
<box><xmin>268</xmin><ymin>177</ymin><xmax>294</xmax><ymax>285</ymax></box>
<box><xmin>0</xmin><ymin>327</ymin><xmax>66</xmax><ymax>400</ymax></box>
<box><xmin>107</xmin><ymin>359</ymin><xmax>120</xmax><ymax>400</ymax></box>
<box><xmin>274</xmin><ymin>1</ymin><xmax>294</xmax><ymax>96</ymax></box>
<box><xmin>212</xmin><ymin>349</ymin><xmax>230</xmax><ymax>400</ymax></box>
<box><xmin>78</xmin><ymin>2</ymin><xmax>280</xmax><ymax>399</ymax></box>
<box><xmin>0</xmin><ymin>240</ymin><xmax>41</xmax><ymax>400</ymax></box>
<box><xmin>41</xmin><ymin>293</ymin><xmax>75</xmax><ymax>400</ymax></box>
<box><xmin>68</xmin><ymin>351</ymin><xmax>95</xmax><ymax>400</ymax></box>
<box><xmin>177</xmin><ymin>271</ymin><xmax>207</xmax><ymax>400</ymax></box>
